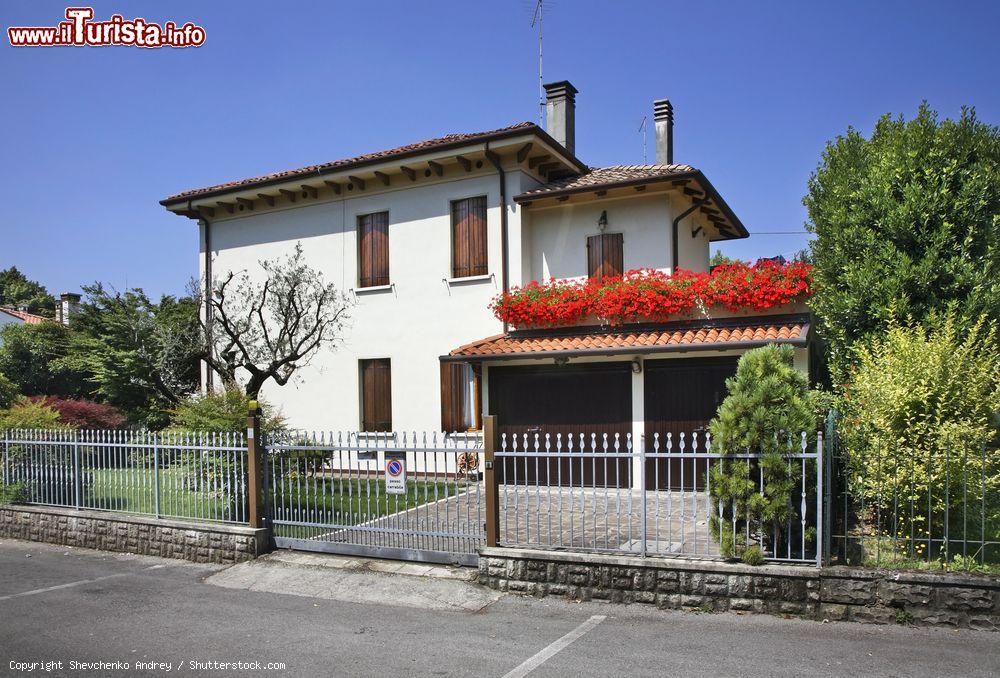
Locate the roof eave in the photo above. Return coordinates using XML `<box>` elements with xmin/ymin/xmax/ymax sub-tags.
<box><xmin>160</xmin><ymin>125</ymin><xmax>588</xmax><ymax>210</ymax></box>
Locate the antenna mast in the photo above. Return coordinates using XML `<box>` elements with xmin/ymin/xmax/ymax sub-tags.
<box><xmin>531</xmin><ymin>0</ymin><xmax>544</xmax><ymax>126</ymax></box>
<box><xmin>638</xmin><ymin>116</ymin><xmax>647</xmax><ymax>163</ymax></box>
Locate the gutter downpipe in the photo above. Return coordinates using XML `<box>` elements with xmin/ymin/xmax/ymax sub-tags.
<box><xmin>194</xmin><ymin>200</ymin><xmax>214</xmax><ymax>392</ymax></box>
<box><xmin>485</xmin><ymin>143</ymin><xmax>510</xmax><ymax>335</ymax></box>
<box><xmin>671</xmin><ymin>195</ymin><xmax>709</xmax><ymax>274</ymax></box>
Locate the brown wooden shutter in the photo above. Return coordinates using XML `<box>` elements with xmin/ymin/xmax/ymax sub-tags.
<box><xmin>587</xmin><ymin>233</ymin><xmax>624</xmax><ymax>279</ymax></box>
<box><xmin>440</xmin><ymin>363</ymin><xmax>465</xmax><ymax>432</ymax></box>
<box><xmin>358</xmin><ymin>212</ymin><xmax>389</xmax><ymax>287</ymax></box>
<box><xmin>361</xmin><ymin>359</ymin><xmax>392</xmax><ymax>432</ymax></box>
<box><xmin>452</xmin><ymin>196</ymin><xmax>488</xmax><ymax>278</ymax></box>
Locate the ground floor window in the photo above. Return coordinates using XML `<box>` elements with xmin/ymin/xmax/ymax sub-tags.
<box><xmin>441</xmin><ymin>362</ymin><xmax>481</xmax><ymax>432</ymax></box>
<box><xmin>360</xmin><ymin>358</ymin><xmax>392</xmax><ymax>432</ymax></box>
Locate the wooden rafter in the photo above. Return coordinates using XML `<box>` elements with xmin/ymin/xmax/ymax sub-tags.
<box><xmin>256</xmin><ymin>193</ymin><xmax>275</xmax><ymax>207</ymax></box>
<box><xmin>595</xmin><ymin>190</ymin><xmax>607</xmax><ymax>197</ymax></box>
<box><xmin>516</xmin><ymin>143</ymin><xmax>533</xmax><ymax>163</ymax></box>
<box><xmin>374</xmin><ymin>171</ymin><xmax>390</xmax><ymax>187</ymax></box>
<box><xmin>427</xmin><ymin>160</ymin><xmax>443</xmax><ymax>177</ymax></box>
<box><xmin>634</xmin><ymin>185</ymin><xmax>647</xmax><ymax>192</ymax></box>
<box><xmin>528</xmin><ymin>154</ymin><xmax>551</xmax><ymax>169</ymax></box>
<box><xmin>455</xmin><ymin>155</ymin><xmax>471</xmax><ymax>172</ymax></box>
<box><xmin>216</xmin><ymin>201</ymin><xmax>235</xmax><ymax>214</ymax></box>
<box><xmin>348</xmin><ymin>176</ymin><xmax>365</xmax><ymax>190</ymax></box>
<box><xmin>278</xmin><ymin>189</ymin><xmax>297</xmax><ymax>203</ymax></box>
<box><xmin>537</xmin><ymin>162</ymin><xmax>560</xmax><ymax>174</ymax></box>
<box><xmin>198</xmin><ymin>206</ymin><xmax>215</xmax><ymax>218</ymax></box>
<box><xmin>301</xmin><ymin>185</ymin><xmax>318</xmax><ymax>199</ymax></box>
<box><xmin>235</xmin><ymin>197</ymin><xmax>254</xmax><ymax>211</ymax></box>
<box><xmin>324</xmin><ymin>181</ymin><xmax>341</xmax><ymax>195</ymax></box>
<box><xmin>400</xmin><ymin>166</ymin><xmax>416</xmax><ymax>181</ymax></box>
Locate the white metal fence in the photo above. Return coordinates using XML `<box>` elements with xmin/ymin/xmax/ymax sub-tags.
<box><xmin>496</xmin><ymin>430</ymin><xmax>823</xmax><ymax>565</ymax></box>
<box><xmin>1</xmin><ymin>429</ymin><xmax>249</xmax><ymax>523</ymax></box>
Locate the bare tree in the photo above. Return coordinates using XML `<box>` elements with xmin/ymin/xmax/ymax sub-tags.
<box><xmin>197</xmin><ymin>243</ymin><xmax>353</xmax><ymax>398</ymax></box>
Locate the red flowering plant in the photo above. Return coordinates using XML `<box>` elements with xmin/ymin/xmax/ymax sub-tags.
<box><xmin>493</xmin><ymin>261</ymin><xmax>813</xmax><ymax>329</ymax></box>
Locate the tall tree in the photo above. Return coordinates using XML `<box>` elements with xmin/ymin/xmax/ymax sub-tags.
<box><xmin>0</xmin><ymin>322</ymin><xmax>89</xmax><ymax>397</ymax></box>
<box><xmin>202</xmin><ymin>243</ymin><xmax>353</xmax><ymax>398</ymax></box>
<box><xmin>804</xmin><ymin>104</ymin><xmax>1000</xmax><ymax>380</ymax></box>
<box><xmin>0</xmin><ymin>266</ymin><xmax>55</xmax><ymax>316</ymax></box>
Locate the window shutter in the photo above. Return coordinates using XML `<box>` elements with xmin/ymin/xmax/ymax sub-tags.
<box><xmin>587</xmin><ymin>233</ymin><xmax>623</xmax><ymax>279</ymax></box>
<box><xmin>452</xmin><ymin>196</ymin><xmax>487</xmax><ymax>278</ymax></box>
<box><xmin>359</xmin><ymin>212</ymin><xmax>389</xmax><ymax>287</ymax></box>
<box><xmin>361</xmin><ymin>359</ymin><xmax>392</xmax><ymax>432</ymax></box>
<box><xmin>440</xmin><ymin>363</ymin><xmax>465</xmax><ymax>432</ymax></box>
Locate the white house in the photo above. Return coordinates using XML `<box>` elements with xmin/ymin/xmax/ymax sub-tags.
<box><xmin>160</xmin><ymin>81</ymin><xmax>810</xmax><ymax>451</ymax></box>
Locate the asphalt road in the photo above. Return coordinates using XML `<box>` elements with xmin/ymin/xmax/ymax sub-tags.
<box><xmin>1</xmin><ymin>539</ymin><xmax>997</xmax><ymax>678</ymax></box>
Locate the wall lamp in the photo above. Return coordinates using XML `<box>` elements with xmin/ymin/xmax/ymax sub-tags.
<box><xmin>597</xmin><ymin>210</ymin><xmax>608</xmax><ymax>232</ymax></box>
<box><xmin>631</xmin><ymin>358</ymin><xmax>643</xmax><ymax>374</ymax></box>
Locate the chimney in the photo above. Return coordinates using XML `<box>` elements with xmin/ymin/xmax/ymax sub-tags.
<box><xmin>544</xmin><ymin>80</ymin><xmax>578</xmax><ymax>155</ymax></box>
<box><xmin>56</xmin><ymin>292</ymin><xmax>80</xmax><ymax>326</ymax></box>
<box><xmin>653</xmin><ymin>99</ymin><xmax>674</xmax><ymax>164</ymax></box>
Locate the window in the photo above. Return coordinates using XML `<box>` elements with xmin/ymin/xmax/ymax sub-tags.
<box><xmin>358</xmin><ymin>211</ymin><xmax>389</xmax><ymax>287</ymax></box>
<box><xmin>440</xmin><ymin>362</ymin><xmax>481</xmax><ymax>432</ymax></box>
<box><xmin>360</xmin><ymin>359</ymin><xmax>392</xmax><ymax>432</ymax></box>
<box><xmin>451</xmin><ymin>196</ymin><xmax>488</xmax><ymax>278</ymax></box>
<box><xmin>587</xmin><ymin>232</ymin><xmax>624</xmax><ymax>280</ymax></box>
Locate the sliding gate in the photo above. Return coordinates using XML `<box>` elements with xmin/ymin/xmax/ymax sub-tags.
<box><xmin>264</xmin><ymin>431</ymin><xmax>485</xmax><ymax>566</ymax></box>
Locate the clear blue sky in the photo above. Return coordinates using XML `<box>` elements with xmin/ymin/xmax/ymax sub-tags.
<box><xmin>2</xmin><ymin>1</ymin><xmax>998</xmax><ymax>298</ymax></box>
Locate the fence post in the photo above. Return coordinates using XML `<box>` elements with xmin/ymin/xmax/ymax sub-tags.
<box><xmin>816</xmin><ymin>431</ymin><xmax>824</xmax><ymax>567</ymax></box>
<box><xmin>639</xmin><ymin>434</ymin><xmax>648</xmax><ymax>558</ymax></box>
<box><xmin>823</xmin><ymin>409</ymin><xmax>837</xmax><ymax>564</ymax></box>
<box><xmin>246</xmin><ymin>401</ymin><xmax>264</xmax><ymax>528</ymax></box>
<box><xmin>72</xmin><ymin>429</ymin><xmax>82</xmax><ymax>509</ymax></box>
<box><xmin>483</xmin><ymin>415</ymin><xmax>500</xmax><ymax>548</ymax></box>
<box><xmin>153</xmin><ymin>432</ymin><xmax>161</xmax><ymax>518</ymax></box>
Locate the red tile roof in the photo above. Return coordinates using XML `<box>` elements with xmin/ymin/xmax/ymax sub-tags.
<box><xmin>516</xmin><ymin>164</ymin><xmax>697</xmax><ymax>198</ymax></box>
<box><xmin>161</xmin><ymin>122</ymin><xmax>558</xmax><ymax>204</ymax></box>
<box><xmin>0</xmin><ymin>307</ymin><xmax>49</xmax><ymax>325</ymax></box>
<box><xmin>447</xmin><ymin>317</ymin><xmax>809</xmax><ymax>360</ymax></box>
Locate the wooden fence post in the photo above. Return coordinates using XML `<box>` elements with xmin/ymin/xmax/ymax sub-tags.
<box><xmin>483</xmin><ymin>415</ymin><xmax>500</xmax><ymax>547</ymax></box>
<box><xmin>246</xmin><ymin>401</ymin><xmax>263</xmax><ymax>528</ymax></box>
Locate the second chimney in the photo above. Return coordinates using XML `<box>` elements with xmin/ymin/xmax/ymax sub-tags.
<box><xmin>544</xmin><ymin>80</ymin><xmax>578</xmax><ymax>155</ymax></box>
<box><xmin>55</xmin><ymin>292</ymin><xmax>80</xmax><ymax>326</ymax></box>
<box><xmin>653</xmin><ymin>99</ymin><xmax>674</xmax><ymax>165</ymax></box>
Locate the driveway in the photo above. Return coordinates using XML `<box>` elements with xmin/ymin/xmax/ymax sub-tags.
<box><xmin>0</xmin><ymin>539</ymin><xmax>996</xmax><ymax>678</ymax></box>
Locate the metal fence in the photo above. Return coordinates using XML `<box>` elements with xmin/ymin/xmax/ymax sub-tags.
<box><xmin>826</xmin><ymin>418</ymin><xmax>1000</xmax><ymax>569</ymax></box>
<box><xmin>1</xmin><ymin>429</ymin><xmax>249</xmax><ymax>523</ymax></box>
<box><xmin>263</xmin><ymin>430</ymin><xmax>485</xmax><ymax>565</ymax></box>
<box><xmin>496</xmin><ymin>430</ymin><xmax>823</xmax><ymax>565</ymax></box>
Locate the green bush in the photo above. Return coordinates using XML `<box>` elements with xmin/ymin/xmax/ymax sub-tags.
<box><xmin>0</xmin><ymin>372</ymin><xmax>18</xmax><ymax>410</ymax></box>
<box><xmin>168</xmin><ymin>389</ymin><xmax>285</xmax><ymax>435</ymax></box>
<box><xmin>840</xmin><ymin>313</ymin><xmax>1000</xmax><ymax>562</ymax></box>
<box><xmin>708</xmin><ymin>345</ymin><xmax>820</xmax><ymax>559</ymax></box>
<box><xmin>0</xmin><ymin>397</ymin><xmax>73</xmax><ymax>430</ymax></box>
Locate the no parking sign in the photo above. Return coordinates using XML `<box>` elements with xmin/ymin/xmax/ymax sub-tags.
<box><xmin>384</xmin><ymin>451</ymin><xmax>406</xmax><ymax>495</ymax></box>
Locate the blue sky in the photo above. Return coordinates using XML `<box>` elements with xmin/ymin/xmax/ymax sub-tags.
<box><xmin>2</xmin><ymin>1</ymin><xmax>998</xmax><ymax>298</ymax></box>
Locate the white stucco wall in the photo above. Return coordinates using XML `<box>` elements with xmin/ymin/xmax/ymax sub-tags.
<box><xmin>202</xmin><ymin>168</ymin><xmax>535</xmax><ymax>431</ymax></box>
<box><xmin>521</xmin><ymin>192</ymin><xmax>711</xmax><ymax>281</ymax></box>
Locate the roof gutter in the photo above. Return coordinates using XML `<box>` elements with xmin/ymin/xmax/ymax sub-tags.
<box><xmin>439</xmin><ymin>335</ymin><xmax>809</xmax><ymax>363</ymax></box>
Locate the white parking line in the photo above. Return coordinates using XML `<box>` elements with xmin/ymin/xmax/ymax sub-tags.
<box><xmin>501</xmin><ymin>615</ymin><xmax>607</xmax><ymax>678</ymax></box>
<box><xmin>0</xmin><ymin>573</ymin><xmax>128</xmax><ymax>602</ymax></box>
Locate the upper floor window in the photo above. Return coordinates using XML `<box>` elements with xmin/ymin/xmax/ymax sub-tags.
<box><xmin>358</xmin><ymin>211</ymin><xmax>389</xmax><ymax>288</ymax></box>
<box><xmin>451</xmin><ymin>196</ymin><xmax>488</xmax><ymax>278</ymax></box>
<box><xmin>360</xmin><ymin>358</ymin><xmax>392</xmax><ymax>432</ymax></box>
<box><xmin>587</xmin><ymin>233</ymin><xmax>623</xmax><ymax>279</ymax></box>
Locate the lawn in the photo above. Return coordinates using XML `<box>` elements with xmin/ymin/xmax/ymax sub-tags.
<box><xmin>83</xmin><ymin>466</ymin><xmax>239</xmax><ymax>522</ymax></box>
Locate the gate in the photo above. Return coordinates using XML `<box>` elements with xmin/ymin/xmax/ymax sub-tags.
<box><xmin>264</xmin><ymin>431</ymin><xmax>485</xmax><ymax>566</ymax></box>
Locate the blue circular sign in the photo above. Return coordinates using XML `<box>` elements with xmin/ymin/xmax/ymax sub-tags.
<box><xmin>386</xmin><ymin>459</ymin><xmax>403</xmax><ymax>477</ymax></box>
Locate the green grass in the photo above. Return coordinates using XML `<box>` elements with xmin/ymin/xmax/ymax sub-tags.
<box><xmin>84</xmin><ymin>467</ymin><xmax>239</xmax><ymax>521</ymax></box>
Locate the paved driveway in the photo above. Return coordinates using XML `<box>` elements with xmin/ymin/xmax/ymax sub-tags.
<box><xmin>1</xmin><ymin>538</ymin><xmax>997</xmax><ymax>678</ymax></box>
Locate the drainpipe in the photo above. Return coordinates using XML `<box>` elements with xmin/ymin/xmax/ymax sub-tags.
<box><xmin>485</xmin><ymin>143</ymin><xmax>510</xmax><ymax>335</ymax></box>
<box><xmin>671</xmin><ymin>195</ymin><xmax>708</xmax><ymax>273</ymax></box>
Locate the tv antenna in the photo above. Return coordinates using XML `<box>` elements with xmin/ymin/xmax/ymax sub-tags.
<box><xmin>638</xmin><ymin>116</ymin><xmax>648</xmax><ymax>163</ymax></box>
<box><xmin>530</xmin><ymin>0</ymin><xmax>544</xmax><ymax>125</ymax></box>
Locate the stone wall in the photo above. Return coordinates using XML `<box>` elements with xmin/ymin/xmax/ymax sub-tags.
<box><xmin>0</xmin><ymin>504</ymin><xmax>269</xmax><ymax>564</ymax></box>
<box><xmin>479</xmin><ymin>547</ymin><xmax>1000</xmax><ymax>631</ymax></box>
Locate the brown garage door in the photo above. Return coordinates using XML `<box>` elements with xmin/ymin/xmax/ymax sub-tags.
<box><xmin>488</xmin><ymin>363</ymin><xmax>632</xmax><ymax>488</ymax></box>
<box><xmin>644</xmin><ymin>357</ymin><xmax>738</xmax><ymax>490</ymax></box>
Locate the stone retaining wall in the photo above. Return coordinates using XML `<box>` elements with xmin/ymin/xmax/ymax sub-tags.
<box><xmin>479</xmin><ymin>547</ymin><xmax>1000</xmax><ymax>631</ymax></box>
<box><xmin>0</xmin><ymin>504</ymin><xmax>268</xmax><ymax>564</ymax></box>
